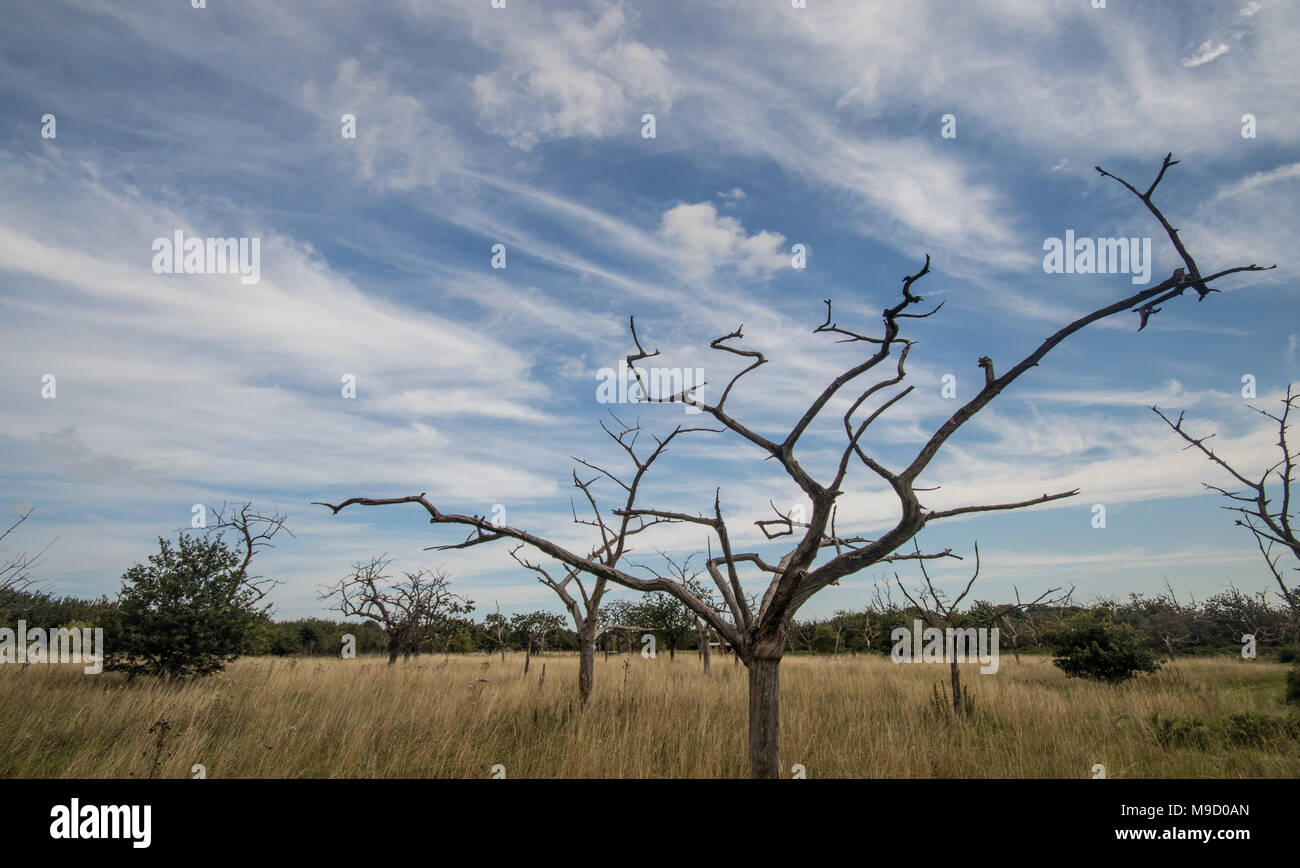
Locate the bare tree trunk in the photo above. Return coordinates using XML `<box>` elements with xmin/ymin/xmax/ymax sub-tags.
<box><xmin>524</xmin><ymin>640</ymin><xmax>531</xmax><ymax>675</ymax></box>
<box><xmin>697</xmin><ymin>619</ymin><xmax>711</xmax><ymax>674</ymax></box>
<box><xmin>950</xmin><ymin>658</ymin><xmax>963</xmax><ymax>715</ymax></box>
<box><xmin>747</xmin><ymin>653</ymin><xmax>782</xmax><ymax>779</ymax></box>
<box><xmin>578</xmin><ymin>628</ymin><xmax>596</xmax><ymax>709</ymax></box>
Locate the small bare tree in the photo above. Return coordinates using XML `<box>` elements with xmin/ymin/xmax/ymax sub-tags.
<box><xmin>896</xmin><ymin>541</ymin><xmax>1066</xmax><ymax>715</ymax></box>
<box><xmin>195</xmin><ymin>501</ymin><xmax>293</xmax><ymax>606</ymax></box>
<box><xmin>483</xmin><ymin>602</ymin><xmax>509</xmax><ymax>663</ymax></box>
<box><xmin>322</xmin><ymin>557</ymin><xmax>471</xmax><ymax>664</ymax></box>
<box><xmin>510</xmin><ymin>610</ymin><xmax>565</xmax><ymax>675</ymax></box>
<box><xmin>318</xmin><ymin>155</ymin><xmax>1270</xmax><ymax>777</ymax></box>
<box><xmin>1152</xmin><ymin>384</ymin><xmax>1298</xmax><ymax>622</ymax></box>
<box><xmin>491</xmin><ymin>414</ymin><xmax>704</xmax><ymax>706</ymax></box>
<box><xmin>0</xmin><ymin>508</ymin><xmax>53</xmax><ymax>616</ymax></box>
<box><xmin>665</xmin><ymin>555</ymin><xmax>729</xmax><ymax>673</ymax></box>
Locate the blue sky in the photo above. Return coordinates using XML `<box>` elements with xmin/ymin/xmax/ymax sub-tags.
<box><xmin>1</xmin><ymin>0</ymin><xmax>1296</xmax><ymax>622</ymax></box>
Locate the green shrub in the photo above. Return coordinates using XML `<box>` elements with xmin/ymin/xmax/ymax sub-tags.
<box><xmin>1216</xmin><ymin>712</ymin><xmax>1297</xmax><ymax>748</ymax></box>
<box><xmin>106</xmin><ymin>534</ymin><xmax>263</xmax><ymax>680</ymax></box>
<box><xmin>1045</xmin><ymin>611</ymin><xmax>1162</xmax><ymax>683</ymax></box>
<box><xmin>1150</xmin><ymin>713</ymin><xmax>1211</xmax><ymax>749</ymax></box>
<box><xmin>1151</xmin><ymin>711</ymin><xmax>1300</xmax><ymax>750</ymax></box>
<box><xmin>1286</xmin><ymin>662</ymin><xmax>1300</xmax><ymax>705</ymax></box>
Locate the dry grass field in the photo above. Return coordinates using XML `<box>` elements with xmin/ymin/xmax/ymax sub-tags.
<box><xmin>2</xmin><ymin>652</ymin><xmax>1296</xmax><ymax>778</ymax></box>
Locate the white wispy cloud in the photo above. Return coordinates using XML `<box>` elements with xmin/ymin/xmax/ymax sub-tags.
<box><xmin>469</xmin><ymin>2</ymin><xmax>677</xmax><ymax>150</ymax></box>
<box><xmin>1182</xmin><ymin>40</ymin><xmax>1231</xmax><ymax>68</ymax></box>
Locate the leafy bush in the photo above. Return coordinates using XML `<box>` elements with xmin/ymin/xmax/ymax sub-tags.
<box><xmin>1217</xmin><ymin>712</ymin><xmax>1299</xmax><ymax>748</ymax></box>
<box><xmin>1150</xmin><ymin>713</ymin><xmax>1211</xmax><ymax>749</ymax></box>
<box><xmin>811</xmin><ymin>623</ymin><xmax>839</xmax><ymax>654</ymax></box>
<box><xmin>1286</xmin><ymin>662</ymin><xmax>1300</xmax><ymax>705</ymax></box>
<box><xmin>106</xmin><ymin>534</ymin><xmax>263</xmax><ymax>680</ymax></box>
<box><xmin>270</xmin><ymin>630</ymin><xmax>302</xmax><ymax>656</ymax></box>
<box><xmin>1045</xmin><ymin>611</ymin><xmax>1162</xmax><ymax>683</ymax></box>
<box><xmin>1151</xmin><ymin>712</ymin><xmax>1299</xmax><ymax>750</ymax></box>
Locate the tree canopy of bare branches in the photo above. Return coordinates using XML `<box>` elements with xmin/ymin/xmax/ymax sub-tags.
<box><xmin>195</xmin><ymin>502</ymin><xmax>293</xmax><ymax>607</ymax></box>
<box><xmin>321</xmin><ymin>557</ymin><xmax>472</xmax><ymax>665</ymax></box>
<box><xmin>1152</xmin><ymin>384</ymin><xmax>1298</xmax><ymax>621</ymax></box>
<box><xmin>895</xmin><ymin>541</ymin><xmax>1069</xmax><ymax>714</ymax></box>
<box><xmin>0</xmin><ymin>507</ymin><xmax>53</xmax><ymax>616</ymax></box>
<box><xmin>317</xmin><ymin>155</ymin><xmax>1272</xmax><ymax>777</ymax></box>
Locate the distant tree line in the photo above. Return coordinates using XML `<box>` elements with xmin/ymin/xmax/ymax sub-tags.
<box><xmin>5</xmin><ymin>582</ymin><xmax>1294</xmax><ymax>664</ymax></box>
<box><xmin>784</xmin><ymin>585</ymin><xmax>1296</xmax><ymax>659</ymax></box>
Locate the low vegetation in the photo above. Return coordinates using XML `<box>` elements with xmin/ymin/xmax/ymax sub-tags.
<box><xmin>1</xmin><ymin>653</ymin><xmax>1294</xmax><ymax>779</ymax></box>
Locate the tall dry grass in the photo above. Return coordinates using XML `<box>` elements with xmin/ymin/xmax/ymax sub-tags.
<box><xmin>1</xmin><ymin>652</ymin><xmax>1295</xmax><ymax>778</ymax></box>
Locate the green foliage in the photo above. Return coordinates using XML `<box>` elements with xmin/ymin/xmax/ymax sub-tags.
<box><xmin>1149</xmin><ymin>713</ymin><xmax>1211</xmax><ymax>749</ymax></box>
<box><xmin>811</xmin><ymin>623</ymin><xmax>839</xmax><ymax>654</ymax></box>
<box><xmin>599</xmin><ymin>594</ymin><xmax>695</xmax><ymax>653</ymax></box>
<box><xmin>1045</xmin><ymin>610</ymin><xmax>1162</xmax><ymax>683</ymax></box>
<box><xmin>1217</xmin><ymin>712</ymin><xmax>1296</xmax><ymax>748</ymax></box>
<box><xmin>1</xmin><ymin>590</ymin><xmax>117</xmax><ymax>632</ymax></box>
<box><xmin>1286</xmin><ymin>662</ymin><xmax>1300</xmax><ymax>705</ymax></box>
<box><xmin>106</xmin><ymin>534</ymin><xmax>263</xmax><ymax>680</ymax></box>
<box><xmin>509</xmin><ymin>611</ymin><xmax>567</xmax><ymax>652</ymax></box>
<box><xmin>444</xmin><ymin>626</ymin><xmax>478</xmax><ymax>654</ymax></box>
<box><xmin>1150</xmin><ymin>712</ymin><xmax>1300</xmax><ymax>750</ymax></box>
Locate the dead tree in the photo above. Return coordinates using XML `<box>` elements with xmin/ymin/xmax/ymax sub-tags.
<box><xmin>896</xmin><ymin>541</ymin><xmax>1065</xmax><ymax>715</ymax></box>
<box><xmin>199</xmin><ymin>501</ymin><xmax>293</xmax><ymax>606</ymax></box>
<box><xmin>510</xmin><ymin>610</ymin><xmax>564</xmax><ymax>675</ymax></box>
<box><xmin>0</xmin><ymin>508</ymin><xmax>53</xmax><ymax>616</ymax></box>
<box><xmin>865</xmin><ymin>581</ymin><xmax>903</xmax><ymax>653</ymax></box>
<box><xmin>1152</xmin><ymin>383</ymin><xmax>1299</xmax><ymax>622</ymax></box>
<box><xmin>483</xmin><ymin>602</ymin><xmax>510</xmax><ymax>663</ymax></box>
<box><xmin>669</xmin><ymin>557</ymin><xmax>730</xmax><ymax>673</ymax></box>
<box><xmin>321</xmin><ymin>557</ymin><xmax>471</xmax><ymax>664</ymax></box>
<box><xmin>492</xmin><ymin>413</ymin><xmax>701</xmax><ymax>707</ymax></box>
<box><xmin>317</xmin><ymin>155</ymin><xmax>1271</xmax><ymax>777</ymax></box>
<box><xmin>971</xmin><ymin>588</ymin><xmax>1037</xmax><ymax>664</ymax></box>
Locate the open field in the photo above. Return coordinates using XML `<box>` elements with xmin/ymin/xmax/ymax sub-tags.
<box><xmin>2</xmin><ymin>653</ymin><xmax>1296</xmax><ymax>778</ymax></box>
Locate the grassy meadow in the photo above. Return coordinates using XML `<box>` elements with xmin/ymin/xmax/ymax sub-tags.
<box><xmin>2</xmin><ymin>651</ymin><xmax>1296</xmax><ymax>778</ymax></box>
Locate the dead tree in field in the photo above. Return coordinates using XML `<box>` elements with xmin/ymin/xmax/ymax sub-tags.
<box><xmin>483</xmin><ymin>603</ymin><xmax>509</xmax><ymax>663</ymax></box>
<box><xmin>0</xmin><ymin>508</ymin><xmax>53</xmax><ymax>616</ymax></box>
<box><xmin>1152</xmin><ymin>383</ymin><xmax>1299</xmax><ymax>623</ymax></box>
<box><xmin>667</xmin><ymin>556</ymin><xmax>729</xmax><ymax>673</ymax></box>
<box><xmin>896</xmin><ymin>541</ymin><xmax>1067</xmax><ymax>715</ymax></box>
<box><xmin>971</xmin><ymin>588</ymin><xmax>1040</xmax><ymax>664</ymax></box>
<box><xmin>196</xmin><ymin>501</ymin><xmax>293</xmax><ymax>606</ymax></box>
<box><xmin>317</xmin><ymin>155</ymin><xmax>1271</xmax><ymax>777</ymax></box>
<box><xmin>472</xmin><ymin>414</ymin><xmax>704</xmax><ymax>706</ymax></box>
<box><xmin>322</xmin><ymin>557</ymin><xmax>472</xmax><ymax>664</ymax></box>
<box><xmin>510</xmin><ymin>610</ymin><xmax>564</xmax><ymax>675</ymax></box>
